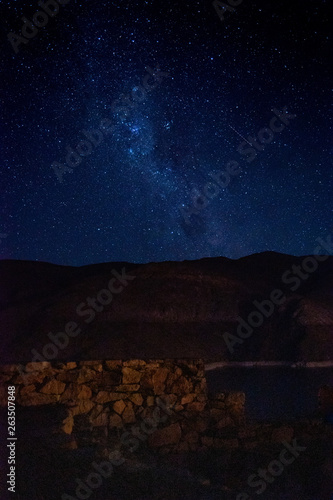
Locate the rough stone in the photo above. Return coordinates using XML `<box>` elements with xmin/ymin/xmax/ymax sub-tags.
<box><xmin>18</xmin><ymin>393</ymin><xmax>60</xmax><ymax>405</ymax></box>
<box><xmin>77</xmin><ymin>385</ymin><xmax>92</xmax><ymax>400</ymax></box>
<box><xmin>146</xmin><ymin>396</ymin><xmax>155</xmax><ymax>406</ymax></box>
<box><xmin>60</xmin><ymin>383</ymin><xmax>86</xmax><ymax>401</ymax></box>
<box><xmin>57</xmin><ymin>371</ymin><xmax>79</xmax><ymax>383</ymax></box>
<box><xmin>77</xmin><ymin>367</ymin><xmax>98</xmax><ymax>384</ymax></box>
<box><xmin>187</xmin><ymin>401</ymin><xmax>206</xmax><ymax>412</ymax></box>
<box><xmin>63</xmin><ymin>362</ymin><xmax>77</xmax><ymax>370</ymax></box>
<box><xmin>225</xmin><ymin>392</ymin><xmax>245</xmax><ymax>407</ymax></box>
<box><xmin>216</xmin><ymin>416</ymin><xmax>234</xmax><ymax>429</ymax></box>
<box><xmin>181</xmin><ymin>394</ymin><xmax>194</xmax><ymax>405</ymax></box>
<box><xmin>122</xmin><ymin>402</ymin><xmax>136</xmax><ymax>424</ymax></box>
<box><xmin>109</xmin><ymin>413</ymin><xmax>123</xmax><ymax>428</ymax></box>
<box><xmin>128</xmin><ymin>393</ymin><xmax>143</xmax><ymax>406</ymax></box>
<box><xmin>91</xmin><ymin>410</ymin><xmax>109</xmax><ymax>427</ymax></box>
<box><xmin>152</xmin><ymin>367</ymin><xmax>169</xmax><ymax>394</ymax></box>
<box><xmin>62</xmin><ymin>415</ymin><xmax>74</xmax><ymax>434</ymax></box>
<box><xmin>102</xmin><ymin>371</ymin><xmax>122</xmax><ymax>386</ymax></box>
<box><xmin>113</xmin><ymin>400</ymin><xmax>126</xmax><ymax>415</ymax></box>
<box><xmin>79</xmin><ymin>361</ymin><xmax>103</xmax><ymax>371</ymax></box>
<box><xmin>148</xmin><ymin>423</ymin><xmax>182</xmax><ymax>447</ymax></box>
<box><xmin>122</xmin><ymin>367</ymin><xmax>142</xmax><ymax>384</ymax></box>
<box><xmin>40</xmin><ymin>380</ymin><xmax>66</xmax><ymax>395</ymax></box>
<box><xmin>140</xmin><ymin>370</ymin><xmax>155</xmax><ymax>390</ymax></box>
<box><xmin>69</xmin><ymin>400</ymin><xmax>95</xmax><ymax>416</ymax></box>
<box><xmin>171</xmin><ymin>376</ymin><xmax>192</xmax><ymax>395</ymax></box>
<box><xmin>25</xmin><ymin>362</ymin><xmax>51</xmax><ymax>373</ymax></box>
<box><xmin>105</xmin><ymin>360</ymin><xmax>122</xmax><ymax>370</ymax></box>
<box><xmin>115</xmin><ymin>384</ymin><xmax>140</xmax><ymax>392</ymax></box>
<box><xmin>95</xmin><ymin>391</ymin><xmax>127</xmax><ymax>403</ymax></box>
<box><xmin>19</xmin><ymin>384</ymin><xmax>36</xmax><ymax>397</ymax></box>
<box><xmin>123</xmin><ymin>359</ymin><xmax>146</xmax><ymax>367</ymax></box>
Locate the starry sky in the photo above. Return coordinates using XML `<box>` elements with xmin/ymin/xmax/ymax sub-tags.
<box><xmin>0</xmin><ymin>0</ymin><xmax>332</xmax><ymax>265</ymax></box>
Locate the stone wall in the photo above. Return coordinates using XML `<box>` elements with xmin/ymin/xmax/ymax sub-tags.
<box><xmin>0</xmin><ymin>360</ymin><xmax>331</xmax><ymax>456</ymax></box>
<box><xmin>0</xmin><ymin>359</ymin><xmax>245</xmax><ymax>453</ymax></box>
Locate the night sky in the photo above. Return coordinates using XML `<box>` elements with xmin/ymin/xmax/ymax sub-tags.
<box><xmin>0</xmin><ymin>0</ymin><xmax>331</xmax><ymax>266</ymax></box>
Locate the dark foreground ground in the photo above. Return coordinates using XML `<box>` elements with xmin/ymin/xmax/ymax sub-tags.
<box><xmin>1</xmin><ymin>410</ymin><xmax>332</xmax><ymax>500</ymax></box>
<box><xmin>10</xmin><ymin>442</ymin><xmax>333</xmax><ymax>500</ymax></box>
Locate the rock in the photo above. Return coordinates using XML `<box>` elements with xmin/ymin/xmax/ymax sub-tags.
<box><xmin>194</xmin><ymin>379</ymin><xmax>207</xmax><ymax>394</ymax></box>
<box><xmin>25</xmin><ymin>362</ymin><xmax>51</xmax><ymax>373</ymax></box>
<box><xmin>63</xmin><ymin>362</ymin><xmax>77</xmax><ymax>370</ymax></box>
<box><xmin>113</xmin><ymin>400</ymin><xmax>126</xmax><ymax>415</ymax></box>
<box><xmin>40</xmin><ymin>380</ymin><xmax>66</xmax><ymax>395</ymax></box>
<box><xmin>128</xmin><ymin>393</ymin><xmax>143</xmax><ymax>406</ymax></box>
<box><xmin>122</xmin><ymin>402</ymin><xmax>136</xmax><ymax>424</ymax></box>
<box><xmin>123</xmin><ymin>359</ymin><xmax>146</xmax><ymax>367</ymax></box>
<box><xmin>69</xmin><ymin>400</ymin><xmax>95</xmax><ymax>416</ymax></box>
<box><xmin>79</xmin><ymin>361</ymin><xmax>103</xmax><ymax>371</ymax></box>
<box><xmin>171</xmin><ymin>376</ymin><xmax>192</xmax><ymax>395</ymax></box>
<box><xmin>77</xmin><ymin>367</ymin><xmax>98</xmax><ymax>384</ymax></box>
<box><xmin>165</xmin><ymin>371</ymin><xmax>180</xmax><ymax>391</ymax></box>
<box><xmin>140</xmin><ymin>371</ymin><xmax>154</xmax><ymax>390</ymax></box>
<box><xmin>91</xmin><ymin>410</ymin><xmax>109</xmax><ymax>427</ymax></box>
<box><xmin>62</xmin><ymin>415</ymin><xmax>74</xmax><ymax>434</ymax></box>
<box><xmin>77</xmin><ymin>385</ymin><xmax>92</xmax><ymax>400</ymax></box>
<box><xmin>146</xmin><ymin>396</ymin><xmax>155</xmax><ymax>406</ymax></box>
<box><xmin>216</xmin><ymin>416</ymin><xmax>234</xmax><ymax>429</ymax></box>
<box><xmin>109</xmin><ymin>413</ymin><xmax>123</xmax><ymax>428</ymax></box>
<box><xmin>212</xmin><ymin>392</ymin><xmax>226</xmax><ymax>402</ymax></box>
<box><xmin>102</xmin><ymin>371</ymin><xmax>122</xmax><ymax>386</ymax></box>
<box><xmin>148</xmin><ymin>423</ymin><xmax>181</xmax><ymax>447</ymax></box>
<box><xmin>60</xmin><ymin>384</ymin><xmax>78</xmax><ymax>401</ymax></box>
<box><xmin>187</xmin><ymin>402</ymin><xmax>206</xmax><ymax>412</ymax></box>
<box><xmin>18</xmin><ymin>393</ymin><xmax>60</xmax><ymax>405</ymax></box>
<box><xmin>19</xmin><ymin>384</ymin><xmax>36</xmax><ymax>397</ymax></box>
<box><xmin>153</xmin><ymin>367</ymin><xmax>169</xmax><ymax>394</ymax></box>
<box><xmin>57</xmin><ymin>371</ymin><xmax>79</xmax><ymax>383</ymax></box>
<box><xmin>105</xmin><ymin>360</ymin><xmax>122</xmax><ymax>370</ymax></box>
<box><xmin>181</xmin><ymin>394</ymin><xmax>194</xmax><ymax>405</ymax></box>
<box><xmin>95</xmin><ymin>391</ymin><xmax>127</xmax><ymax>403</ymax></box>
<box><xmin>115</xmin><ymin>384</ymin><xmax>140</xmax><ymax>392</ymax></box>
<box><xmin>210</xmin><ymin>408</ymin><xmax>229</xmax><ymax>422</ymax></box>
<box><xmin>122</xmin><ymin>367</ymin><xmax>142</xmax><ymax>384</ymax></box>
<box><xmin>192</xmin><ymin>416</ymin><xmax>209</xmax><ymax>433</ymax></box>
<box><xmin>225</xmin><ymin>392</ymin><xmax>245</xmax><ymax>407</ymax></box>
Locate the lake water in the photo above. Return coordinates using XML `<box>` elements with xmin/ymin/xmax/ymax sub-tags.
<box><xmin>206</xmin><ymin>367</ymin><xmax>333</xmax><ymax>420</ymax></box>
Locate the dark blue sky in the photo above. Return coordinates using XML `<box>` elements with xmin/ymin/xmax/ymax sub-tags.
<box><xmin>0</xmin><ymin>0</ymin><xmax>332</xmax><ymax>265</ymax></box>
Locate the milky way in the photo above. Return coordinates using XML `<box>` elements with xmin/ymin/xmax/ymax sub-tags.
<box><xmin>0</xmin><ymin>0</ymin><xmax>331</xmax><ymax>265</ymax></box>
